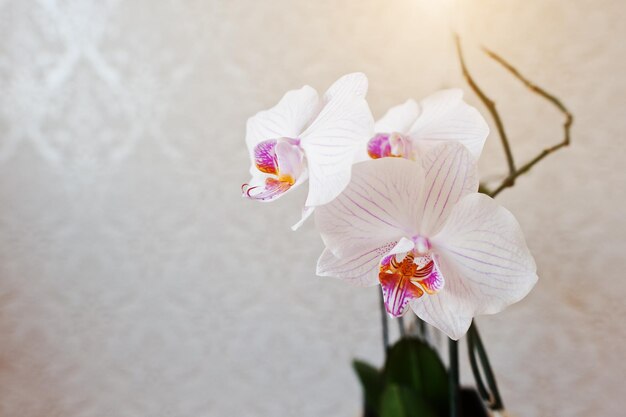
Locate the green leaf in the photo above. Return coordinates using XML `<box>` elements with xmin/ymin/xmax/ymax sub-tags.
<box><xmin>384</xmin><ymin>338</ymin><xmax>449</xmax><ymax>415</ymax></box>
<box><xmin>380</xmin><ymin>384</ymin><xmax>439</xmax><ymax>417</ymax></box>
<box><xmin>353</xmin><ymin>359</ymin><xmax>384</xmax><ymax>413</ymax></box>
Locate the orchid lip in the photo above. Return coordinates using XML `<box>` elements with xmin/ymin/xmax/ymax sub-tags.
<box><xmin>378</xmin><ymin>247</ymin><xmax>444</xmax><ymax>317</ymax></box>
<box><xmin>253</xmin><ymin>137</ymin><xmax>302</xmax><ymax>175</ymax></box>
<box><xmin>244</xmin><ymin>137</ymin><xmax>304</xmax><ymax>202</ymax></box>
<box><xmin>367</xmin><ymin>132</ymin><xmax>412</xmax><ymax>160</ymax></box>
<box><xmin>242</xmin><ymin>175</ymin><xmax>296</xmax><ymax>201</ymax></box>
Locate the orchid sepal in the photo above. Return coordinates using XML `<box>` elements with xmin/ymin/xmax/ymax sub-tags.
<box><xmin>243</xmin><ymin>73</ymin><xmax>374</xmax><ymax>223</ymax></box>
<box><xmin>316</xmin><ymin>143</ymin><xmax>537</xmax><ymax>339</ymax></box>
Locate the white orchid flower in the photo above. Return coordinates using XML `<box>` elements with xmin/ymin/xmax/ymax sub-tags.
<box><xmin>242</xmin><ymin>73</ymin><xmax>374</xmax><ymax>228</ymax></box>
<box><xmin>367</xmin><ymin>89</ymin><xmax>489</xmax><ymax>161</ymax></box>
<box><xmin>315</xmin><ymin>143</ymin><xmax>537</xmax><ymax>340</ymax></box>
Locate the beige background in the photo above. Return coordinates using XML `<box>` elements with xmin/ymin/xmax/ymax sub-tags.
<box><xmin>0</xmin><ymin>0</ymin><xmax>624</xmax><ymax>416</ymax></box>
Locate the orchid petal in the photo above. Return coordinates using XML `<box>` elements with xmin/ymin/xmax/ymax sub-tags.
<box><xmin>409</xmin><ymin>258</ymin><xmax>475</xmax><ymax>340</ymax></box>
<box><xmin>433</xmin><ymin>193</ymin><xmax>538</xmax><ymax>314</ymax></box>
<box><xmin>409</xmin><ymin>89</ymin><xmax>489</xmax><ymax>159</ymax></box>
<box><xmin>246</xmin><ymin>85</ymin><xmax>319</xmax><ymax>166</ymax></box>
<box><xmin>301</xmin><ymin>74</ymin><xmax>374</xmax><ymax>207</ymax></box>
<box><xmin>323</xmin><ymin>72</ymin><xmax>369</xmax><ymax>101</ymax></box>
<box><xmin>316</xmin><ymin>237</ymin><xmax>415</xmax><ymax>289</ymax></box>
<box><xmin>315</xmin><ymin>158</ymin><xmax>423</xmax><ymax>259</ymax></box>
<box><xmin>316</xmin><ymin>248</ymin><xmax>380</xmax><ymax>286</ymax></box>
<box><xmin>374</xmin><ymin>99</ymin><xmax>420</xmax><ymax>134</ymax></box>
<box><xmin>291</xmin><ymin>206</ymin><xmax>315</xmax><ymax>231</ymax></box>
<box><xmin>419</xmin><ymin>143</ymin><xmax>478</xmax><ymax>236</ymax></box>
<box><xmin>412</xmin><ymin>193</ymin><xmax>538</xmax><ymax>339</ymax></box>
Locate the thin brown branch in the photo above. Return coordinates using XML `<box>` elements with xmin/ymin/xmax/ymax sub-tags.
<box><xmin>482</xmin><ymin>47</ymin><xmax>574</xmax><ymax>198</ymax></box>
<box><xmin>483</xmin><ymin>48</ymin><xmax>573</xmax><ymax>120</ymax></box>
<box><xmin>454</xmin><ymin>34</ymin><xmax>516</xmax><ymax>189</ymax></box>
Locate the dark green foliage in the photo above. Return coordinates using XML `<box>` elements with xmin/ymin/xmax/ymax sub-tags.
<box><xmin>353</xmin><ymin>338</ymin><xmax>448</xmax><ymax>417</ymax></box>
<box><xmin>384</xmin><ymin>339</ymin><xmax>449</xmax><ymax>416</ymax></box>
<box><xmin>353</xmin><ymin>360</ymin><xmax>385</xmax><ymax>413</ymax></box>
<box><xmin>379</xmin><ymin>384</ymin><xmax>439</xmax><ymax>417</ymax></box>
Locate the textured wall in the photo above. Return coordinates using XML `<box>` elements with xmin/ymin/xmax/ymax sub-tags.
<box><xmin>0</xmin><ymin>0</ymin><xmax>624</xmax><ymax>416</ymax></box>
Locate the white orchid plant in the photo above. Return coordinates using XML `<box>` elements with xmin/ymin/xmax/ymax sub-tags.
<box><xmin>242</xmin><ymin>40</ymin><xmax>572</xmax><ymax>417</ymax></box>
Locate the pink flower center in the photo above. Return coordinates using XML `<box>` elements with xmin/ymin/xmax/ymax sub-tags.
<box><xmin>378</xmin><ymin>240</ymin><xmax>444</xmax><ymax>317</ymax></box>
<box><xmin>367</xmin><ymin>132</ymin><xmax>412</xmax><ymax>159</ymax></box>
<box><xmin>253</xmin><ymin>138</ymin><xmax>301</xmax><ymax>175</ymax></box>
<box><xmin>242</xmin><ymin>137</ymin><xmax>304</xmax><ymax>201</ymax></box>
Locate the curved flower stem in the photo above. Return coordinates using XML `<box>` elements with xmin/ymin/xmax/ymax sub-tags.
<box><xmin>449</xmin><ymin>339</ymin><xmax>460</xmax><ymax>417</ymax></box>
<box><xmin>418</xmin><ymin>317</ymin><xmax>427</xmax><ymax>338</ymax></box>
<box><xmin>467</xmin><ymin>327</ymin><xmax>490</xmax><ymax>403</ymax></box>
<box><xmin>455</xmin><ymin>34</ymin><xmax>573</xmax><ymax>198</ymax></box>
<box><xmin>410</xmin><ymin>315</ymin><xmax>429</xmax><ymax>342</ymax></box>
<box><xmin>483</xmin><ymin>47</ymin><xmax>572</xmax><ymax>124</ymax></box>
<box><xmin>482</xmin><ymin>47</ymin><xmax>573</xmax><ymax>198</ymax></box>
<box><xmin>455</xmin><ymin>34</ymin><xmax>516</xmax><ymax>180</ymax></box>
<box><xmin>455</xmin><ymin>34</ymin><xmax>573</xmax><ymax>413</ymax></box>
<box><xmin>379</xmin><ymin>290</ymin><xmax>389</xmax><ymax>352</ymax></box>
<box><xmin>467</xmin><ymin>321</ymin><xmax>504</xmax><ymax>410</ymax></box>
<box><xmin>397</xmin><ymin>316</ymin><xmax>406</xmax><ymax>338</ymax></box>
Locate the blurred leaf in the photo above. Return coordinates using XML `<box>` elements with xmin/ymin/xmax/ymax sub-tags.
<box><xmin>353</xmin><ymin>359</ymin><xmax>384</xmax><ymax>414</ymax></box>
<box><xmin>384</xmin><ymin>338</ymin><xmax>449</xmax><ymax>415</ymax></box>
<box><xmin>380</xmin><ymin>384</ymin><xmax>438</xmax><ymax>417</ymax></box>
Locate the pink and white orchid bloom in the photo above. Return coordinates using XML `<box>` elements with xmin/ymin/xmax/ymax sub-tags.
<box><xmin>315</xmin><ymin>143</ymin><xmax>537</xmax><ymax>340</ymax></box>
<box><xmin>367</xmin><ymin>89</ymin><xmax>489</xmax><ymax>161</ymax></box>
<box><xmin>243</xmin><ymin>73</ymin><xmax>374</xmax><ymax>229</ymax></box>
